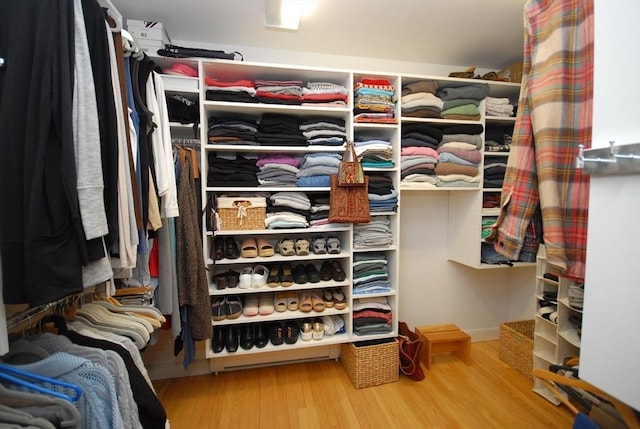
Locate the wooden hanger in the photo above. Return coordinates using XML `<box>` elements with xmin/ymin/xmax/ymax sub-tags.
<box><xmin>533</xmin><ymin>368</ymin><xmax>640</xmax><ymax>429</ymax></box>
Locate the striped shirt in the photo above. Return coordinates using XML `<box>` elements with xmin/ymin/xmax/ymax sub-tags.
<box><xmin>487</xmin><ymin>0</ymin><xmax>593</xmax><ymax>281</ymax></box>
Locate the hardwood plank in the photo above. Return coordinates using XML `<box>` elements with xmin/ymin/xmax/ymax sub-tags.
<box><xmin>153</xmin><ymin>341</ymin><xmax>575</xmax><ymax>428</ymax></box>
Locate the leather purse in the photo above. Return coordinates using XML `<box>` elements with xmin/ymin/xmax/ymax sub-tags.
<box><xmin>398</xmin><ymin>321</ymin><xmax>425</xmax><ymax>381</ymax></box>
<box><xmin>328</xmin><ymin>175</ymin><xmax>371</xmax><ymax>224</ymax></box>
<box><xmin>338</xmin><ymin>141</ymin><xmax>365</xmax><ymax>186</ymax></box>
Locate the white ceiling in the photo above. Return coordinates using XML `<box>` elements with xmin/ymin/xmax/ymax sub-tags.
<box><xmin>112</xmin><ymin>0</ymin><xmax>527</xmax><ymax>70</ymax></box>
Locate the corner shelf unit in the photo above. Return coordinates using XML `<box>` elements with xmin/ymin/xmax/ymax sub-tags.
<box><xmin>532</xmin><ymin>244</ymin><xmax>583</xmax><ymax>404</ymax></box>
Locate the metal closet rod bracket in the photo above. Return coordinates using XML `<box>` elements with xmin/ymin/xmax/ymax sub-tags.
<box><xmin>575</xmin><ymin>140</ymin><xmax>640</xmax><ymax>175</ymax></box>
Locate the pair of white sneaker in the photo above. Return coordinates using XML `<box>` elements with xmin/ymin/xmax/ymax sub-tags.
<box><xmin>238</xmin><ymin>265</ymin><xmax>269</xmax><ymax>289</ymax></box>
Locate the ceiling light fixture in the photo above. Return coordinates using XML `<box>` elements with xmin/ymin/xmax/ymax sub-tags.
<box><xmin>264</xmin><ymin>0</ymin><xmax>303</xmax><ymax>30</ymax></box>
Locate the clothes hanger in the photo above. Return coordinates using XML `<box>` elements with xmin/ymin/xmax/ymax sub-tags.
<box><xmin>0</xmin><ymin>363</ymin><xmax>82</xmax><ymax>403</ymax></box>
<box><xmin>532</xmin><ymin>368</ymin><xmax>640</xmax><ymax>429</ymax></box>
<box><xmin>97</xmin><ymin>0</ymin><xmax>122</xmax><ymax>32</ymax></box>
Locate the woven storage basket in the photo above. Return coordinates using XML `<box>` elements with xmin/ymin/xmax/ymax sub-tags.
<box><xmin>216</xmin><ymin>196</ymin><xmax>266</xmax><ymax>231</ymax></box>
<box><xmin>341</xmin><ymin>338</ymin><xmax>399</xmax><ymax>389</ymax></box>
<box><xmin>499</xmin><ymin>320</ymin><xmax>534</xmax><ymax>380</ymax></box>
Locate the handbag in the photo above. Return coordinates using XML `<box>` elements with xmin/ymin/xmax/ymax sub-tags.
<box><xmin>328</xmin><ymin>175</ymin><xmax>371</xmax><ymax>224</ymax></box>
<box><xmin>398</xmin><ymin>321</ymin><xmax>425</xmax><ymax>381</ymax></box>
<box><xmin>338</xmin><ymin>141</ymin><xmax>365</xmax><ymax>186</ymax></box>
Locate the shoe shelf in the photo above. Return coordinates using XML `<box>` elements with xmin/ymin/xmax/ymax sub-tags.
<box><xmin>197</xmin><ymin>59</ymin><xmax>361</xmax><ymax>368</ymax></box>
<box><xmin>207</xmin><ymin>250</ymin><xmax>351</xmax><ymax>266</ymax></box>
<box><xmin>210</xmin><ymin>306</ymin><xmax>350</xmax><ymax>326</ymax></box>
<box><xmin>209</xmin><ymin>226</ymin><xmax>350</xmax><ymax>237</ymax></box>
<box><xmin>205</xmin><ymin>332</ymin><xmax>350</xmax><ymax>359</ymax></box>
<box><xmin>209</xmin><ymin>280</ymin><xmax>351</xmax><ymax>296</ymax></box>
<box><xmin>532</xmin><ymin>245</ymin><xmax>582</xmax><ymax>405</ymax></box>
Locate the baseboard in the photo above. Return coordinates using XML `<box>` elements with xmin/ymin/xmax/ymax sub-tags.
<box><xmin>465</xmin><ymin>327</ymin><xmax>500</xmax><ymax>342</ymax></box>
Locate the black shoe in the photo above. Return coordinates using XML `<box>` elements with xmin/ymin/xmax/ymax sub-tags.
<box><xmin>212</xmin><ymin>237</ymin><xmax>225</xmax><ymax>260</ymax></box>
<box><xmin>305</xmin><ymin>263</ymin><xmax>321</xmax><ymax>283</ymax></box>
<box><xmin>330</xmin><ymin>260</ymin><xmax>346</xmax><ymax>282</ymax></box>
<box><xmin>284</xmin><ymin>321</ymin><xmax>299</xmax><ymax>344</ymax></box>
<box><xmin>254</xmin><ymin>323</ymin><xmax>268</xmax><ymax>348</ymax></box>
<box><xmin>225</xmin><ymin>325</ymin><xmax>239</xmax><ymax>353</ymax></box>
<box><xmin>211</xmin><ymin>327</ymin><xmax>225</xmax><ymax>353</ymax></box>
<box><xmin>225</xmin><ymin>237</ymin><xmax>240</xmax><ymax>259</ymax></box>
<box><xmin>269</xmin><ymin>322</ymin><xmax>285</xmax><ymax>346</ymax></box>
<box><xmin>213</xmin><ymin>272</ymin><xmax>228</xmax><ymax>290</ymax></box>
<box><xmin>226</xmin><ymin>269</ymin><xmax>239</xmax><ymax>288</ymax></box>
<box><xmin>292</xmin><ymin>264</ymin><xmax>308</xmax><ymax>284</ymax></box>
<box><xmin>240</xmin><ymin>324</ymin><xmax>255</xmax><ymax>350</ymax></box>
<box><xmin>319</xmin><ymin>260</ymin><xmax>333</xmax><ymax>281</ymax></box>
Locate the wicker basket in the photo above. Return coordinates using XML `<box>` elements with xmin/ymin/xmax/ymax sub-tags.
<box><xmin>341</xmin><ymin>339</ymin><xmax>399</xmax><ymax>389</ymax></box>
<box><xmin>216</xmin><ymin>196</ymin><xmax>266</xmax><ymax>231</ymax></box>
<box><xmin>499</xmin><ymin>320</ymin><xmax>534</xmax><ymax>380</ymax></box>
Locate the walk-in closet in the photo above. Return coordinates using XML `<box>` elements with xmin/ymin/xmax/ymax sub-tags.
<box><xmin>1</xmin><ymin>1</ymin><xmax>638</xmax><ymax>428</ymax></box>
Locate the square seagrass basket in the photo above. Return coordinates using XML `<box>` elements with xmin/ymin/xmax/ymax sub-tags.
<box><xmin>499</xmin><ymin>320</ymin><xmax>534</xmax><ymax>380</ymax></box>
<box><xmin>341</xmin><ymin>338</ymin><xmax>399</xmax><ymax>389</ymax></box>
<box><xmin>216</xmin><ymin>196</ymin><xmax>266</xmax><ymax>231</ymax></box>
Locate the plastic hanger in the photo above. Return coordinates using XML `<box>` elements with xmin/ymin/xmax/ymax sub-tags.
<box><xmin>0</xmin><ymin>362</ymin><xmax>82</xmax><ymax>403</ymax></box>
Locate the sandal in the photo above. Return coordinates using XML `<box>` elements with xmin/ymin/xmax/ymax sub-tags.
<box><xmin>311</xmin><ymin>236</ymin><xmax>327</xmax><ymax>254</ymax></box>
<box><xmin>241</xmin><ymin>238</ymin><xmax>258</xmax><ymax>258</ymax></box>
<box><xmin>295</xmin><ymin>238</ymin><xmax>310</xmax><ymax>256</ymax></box>
<box><xmin>332</xmin><ymin>288</ymin><xmax>347</xmax><ymax>310</ymax></box>
<box><xmin>285</xmin><ymin>291</ymin><xmax>298</xmax><ymax>311</ymax></box>
<box><xmin>322</xmin><ymin>289</ymin><xmax>335</xmax><ymax>308</ymax></box>
<box><xmin>267</xmin><ymin>264</ymin><xmax>281</xmax><ymax>288</ymax></box>
<box><xmin>280</xmin><ymin>263</ymin><xmax>294</xmax><ymax>287</ymax></box>
<box><xmin>310</xmin><ymin>290</ymin><xmax>325</xmax><ymax>312</ymax></box>
<box><xmin>274</xmin><ymin>292</ymin><xmax>287</xmax><ymax>312</ymax></box>
<box><xmin>326</xmin><ymin>236</ymin><xmax>340</xmax><ymax>254</ymax></box>
<box><xmin>257</xmin><ymin>237</ymin><xmax>274</xmax><ymax>257</ymax></box>
<box><xmin>299</xmin><ymin>290</ymin><xmax>313</xmax><ymax>313</ymax></box>
<box><xmin>277</xmin><ymin>238</ymin><xmax>295</xmax><ymax>256</ymax></box>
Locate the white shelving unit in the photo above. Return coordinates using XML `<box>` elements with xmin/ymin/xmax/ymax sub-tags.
<box><xmin>447</xmin><ymin>80</ymin><xmax>536</xmax><ymax>269</ymax></box>
<box><xmin>532</xmin><ymin>244</ymin><xmax>583</xmax><ymax>404</ymax></box>
<box><xmin>155</xmin><ymin>55</ymin><xmax>533</xmax><ymax>372</ymax></box>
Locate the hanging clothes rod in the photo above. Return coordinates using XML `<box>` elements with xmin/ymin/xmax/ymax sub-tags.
<box><xmin>575</xmin><ymin>141</ymin><xmax>640</xmax><ymax>175</ymax></box>
<box><xmin>5</xmin><ymin>286</ymin><xmax>97</xmax><ymax>332</ymax></box>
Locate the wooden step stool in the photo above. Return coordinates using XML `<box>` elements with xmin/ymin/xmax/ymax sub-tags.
<box><xmin>415</xmin><ymin>324</ymin><xmax>471</xmax><ymax>370</ymax></box>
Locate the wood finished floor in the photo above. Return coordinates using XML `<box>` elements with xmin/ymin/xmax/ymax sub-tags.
<box><xmin>153</xmin><ymin>341</ymin><xmax>574</xmax><ymax>429</ymax></box>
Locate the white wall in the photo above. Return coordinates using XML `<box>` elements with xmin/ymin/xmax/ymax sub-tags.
<box><xmin>399</xmin><ymin>193</ymin><xmax>535</xmax><ymax>341</ymax></box>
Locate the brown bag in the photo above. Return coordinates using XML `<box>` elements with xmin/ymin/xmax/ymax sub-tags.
<box><xmin>398</xmin><ymin>321</ymin><xmax>425</xmax><ymax>381</ymax></box>
<box><xmin>328</xmin><ymin>175</ymin><xmax>371</xmax><ymax>224</ymax></box>
<box><xmin>338</xmin><ymin>141</ymin><xmax>365</xmax><ymax>186</ymax></box>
